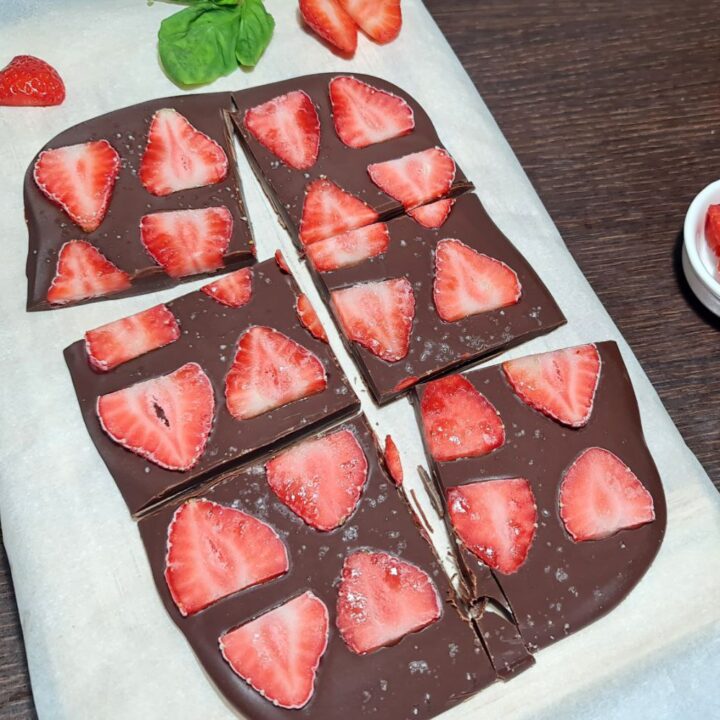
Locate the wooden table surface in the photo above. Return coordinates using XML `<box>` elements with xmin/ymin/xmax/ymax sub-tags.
<box><xmin>1</xmin><ymin>1</ymin><xmax>718</xmax><ymax>717</ymax></box>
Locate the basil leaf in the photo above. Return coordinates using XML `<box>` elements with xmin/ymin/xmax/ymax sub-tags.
<box><xmin>235</xmin><ymin>0</ymin><xmax>275</xmax><ymax>67</ymax></box>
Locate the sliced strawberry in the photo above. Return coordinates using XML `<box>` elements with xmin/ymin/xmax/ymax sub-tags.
<box><xmin>265</xmin><ymin>428</ymin><xmax>367</xmax><ymax>531</ymax></box>
<box><xmin>336</xmin><ymin>550</ymin><xmax>441</xmax><ymax>654</ymax></box>
<box><xmin>367</xmin><ymin>147</ymin><xmax>456</xmax><ymax>210</ymax></box>
<box><xmin>274</xmin><ymin>249</ymin><xmax>290</xmax><ymax>273</ymax></box>
<box><xmin>299</xmin><ymin>0</ymin><xmax>358</xmax><ymax>55</ymax></box>
<box><xmin>139</xmin><ymin>108</ymin><xmax>228</xmax><ymax>196</ymax></box>
<box><xmin>299</xmin><ymin>178</ymin><xmax>379</xmax><ymax>246</ymax></box>
<box><xmin>383</xmin><ymin>435</ymin><xmax>403</xmax><ymax>486</ymax></box>
<box><xmin>559</xmin><ymin>447</ymin><xmax>655</xmax><ymax>542</ymax></box>
<box><xmin>447</xmin><ymin>478</ymin><xmax>538</xmax><ymax>575</ymax></box>
<box><xmin>705</xmin><ymin>204</ymin><xmax>720</xmax><ymax>268</ymax></box>
<box><xmin>392</xmin><ymin>375</ymin><xmax>419</xmax><ymax>392</ymax></box>
<box><xmin>34</xmin><ymin>139</ymin><xmax>119</xmax><ymax>232</ymax></box>
<box><xmin>0</xmin><ymin>55</ymin><xmax>65</xmax><ymax>107</ymax></box>
<box><xmin>296</xmin><ymin>294</ymin><xmax>328</xmax><ymax>342</ymax></box>
<box><xmin>408</xmin><ymin>198</ymin><xmax>455</xmax><ymax>228</ymax></box>
<box><xmin>165</xmin><ymin>499</ymin><xmax>289</xmax><ymax>616</ymax></box>
<box><xmin>244</xmin><ymin>90</ymin><xmax>320</xmax><ymax>171</ymax></box>
<box><xmin>306</xmin><ymin>223</ymin><xmax>389</xmax><ymax>272</ymax></box>
<box><xmin>339</xmin><ymin>0</ymin><xmax>402</xmax><ymax>43</ymax></box>
<box><xmin>329</xmin><ymin>76</ymin><xmax>414</xmax><ymax>149</ymax></box>
<box><xmin>220</xmin><ymin>591</ymin><xmax>329</xmax><ymax>709</ymax></box>
<box><xmin>331</xmin><ymin>278</ymin><xmax>414</xmax><ymax>362</ymax></box>
<box><xmin>46</xmin><ymin>240</ymin><xmax>131</xmax><ymax>305</ymax></box>
<box><xmin>97</xmin><ymin>362</ymin><xmax>214</xmax><ymax>471</ymax></box>
<box><xmin>201</xmin><ymin>267</ymin><xmax>253</xmax><ymax>308</ymax></box>
<box><xmin>419</xmin><ymin>374</ymin><xmax>505</xmax><ymax>462</ymax></box>
<box><xmin>502</xmin><ymin>344</ymin><xmax>601</xmax><ymax>428</ymax></box>
<box><xmin>140</xmin><ymin>206</ymin><xmax>232</xmax><ymax>278</ymax></box>
<box><xmin>84</xmin><ymin>304</ymin><xmax>180</xmax><ymax>372</ymax></box>
<box><xmin>225</xmin><ymin>326</ymin><xmax>327</xmax><ymax>421</ymax></box>
<box><xmin>433</xmin><ymin>238</ymin><xmax>522</xmax><ymax>322</ymax></box>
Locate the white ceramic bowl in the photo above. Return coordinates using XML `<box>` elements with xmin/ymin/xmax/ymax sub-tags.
<box><xmin>683</xmin><ymin>179</ymin><xmax>720</xmax><ymax>316</ymax></box>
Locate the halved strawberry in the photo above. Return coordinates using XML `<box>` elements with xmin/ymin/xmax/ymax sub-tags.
<box><xmin>367</xmin><ymin>147</ymin><xmax>456</xmax><ymax>210</ymax></box>
<box><xmin>139</xmin><ymin>108</ymin><xmax>228</xmax><ymax>196</ymax></box>
<box><xmin>339</xmin><ymin>0</ymin><xmax>402</xmax><ymax>43</ymax></box>
<box><xmin>447</xmin><ymin>478</ymin><xmax>537</xmax><ymax>575</ymax></box>
<box><xmin>299</xmin><ymin>0</ymin><xmax>358</xmax><ymax>56</ymax></box>
<box><xmin>502</xmin><ymin>344</ymin><xmax>601</xmax><ymax>428</ymax></box>
<box><xmin>559</xmin><ymin>447</ymin><xmax>655</xmax><ymax>542</ymax></box>
<box><xmin>0</xmin><ymin>55</ymin><xmax>65</xmax><ymax>107</ymax></box>
<box><xmin>265</xmin><ymin>428</ymin><xmax>367</xmax><ymax>531</ymax></box>
<box><xmin>85</xmin><ymin>304</ymin><xmax>180</xmax><ymax>372</ymax></box>
<box><xmin>96</xmin><ymin>362</ymin><xmax>214</xmax><ymax>471</ymax></box>
<box><xmin>201</xmin><ymin>267</ymin><xmax>253</xmax><ymax>308</ymax></box>
<box><xmin>165</xmin><ymin>499</ymin><xmax>288</xmax><ymax>616</ymax></box>
<box><xmin>408</xmin><ymin>198</ymin><xmax>455</xmax><ymax>228</ymax></box>
<box><xmin>140</xmin><ymin>206</ymin><xmax>232</xmax><ymax>278</ymax></box>
<box><xmin>329</xmin><ymin>76</ymin><xmax>414</xmax><ymax>149</ymax></box>
<box><xmin>705</xmin><ymin>204</ymin><xmax>720</xmax><ymax>269</ymax></box>
<box><xmin>299</xmin><ymin>178</ymin><xmax>379</xmax><ymax>246</ymax></box>
<box><xmin>433</xmin><ymin>238</ymin><xmax>522</xmax><ymax>322</ymax></box>
<box><xmin>331</xmin><ymin>278</ymin><xmax>414</xmax><ymax>362</ymax></box>
<box><xmin>274</xmin><ymin>249</ymin><xmax>290</xmax><ymax>273</ymax></box>
<box><xmin>244</xmin><ymin>90</ymin><xmax>320</xmax><ymax>171</ymax></box>
<box><xmin>220</xmin><ymin>591</ymin><xmax>329</xmax><ymax>709</ymax></box>
<box><xmin>296</xmin><ymin>294</ymin><xmax>328</xmax><ymax>342</ymax></box>
<box><xmin>34</xmin><ymin>139</ymin><xmax>119</xmax><ymax>232</ymax></box>
<box><xmin>383</xmin><ymin>434</ymin><xmax>403</xmax><ymax>486</ymax></box>
<box><xmin>306</xmin><ymin>223</ymin><xmax>389</xmax><ymax>272</ymax></box>
<box><xmin>419</xmin><ymin>374</ymin><xmax>505</xmax><ymax>462</ymax></box>
<box><xmin>46</xmin><ymin>240</ymin><xmax>131</xmax><ymax>305</ymax></box>
<box><xmin>225</xmin><ymin>326</ymin><xmax>327</xmax><ymax>421</ymax></box>
<box><xmin>336</xmin><ymin>550</ymin><xmax>441</xmax><ymax>654</ymax></box>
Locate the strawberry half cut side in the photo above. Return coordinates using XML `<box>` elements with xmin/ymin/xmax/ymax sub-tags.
<box><xmin>85</xmin><ymin>304</ymin><xmax>180</xmax><ymax>372</ymax></box>
<box><xmin>296</xmin><ymin>294</ymin><xmax>328</xmax><ymax>342</ymax></box>
<box><xmin>96</xmin><ymin>362</ymin><xmax>214</xmax><ymax>471</ymax></box>
<box><xmin>299</xmin><ymin>0</ymin><xmax>358</xmax><ymax>56</ymax></box>
<box><xmin>165</xmin><ymin>499</ymin><xmax>289</xmax><ymax>616</ymax></box>
<box><xmin>419</xmin><ymin>374</ymin><xmax>505</xmax><ymax>462</ymax></box>
<box><xmin>502</xmin><ymin>344</ymin><xmax>602</xmax><ymax>428</ymax></box>
<box><xmin>34</xmin><ymin>139</ymin><xmax>120</xmax><ymax>232</ymax></box>
<box><xmin>407</xmin><ymin>198</ymin><xmax>455</xmax><ymax>228</ymax></box>
<box><xmin>336</xmin><ymin>550</ymin><xmax>442</xmax><ymax>654</ymax></box>
<box><xmin>306</xmin><ymin>223</ymin><xmax>389</xmax><ymax>272</ymax></box>
<box><xmin>559</xmin><ymin>447</ymin><xmax>655</xmax><ymax>542</ymax></box>
<box><xmin>220</xmin><ymin>591</ymin><xmax>329</xmax><ymax>709</ymax></box>
<box><xmin>339</xmin><ymin>0</ymin><xmax>402</xmax><ymax>43</ymax></box>
<box><xmin>383</xmin><ymin>434</ymin><xmax>403</xmax><ymax>486</ymax></box>
<box><xmin>265</xmin><ymin>428</ymin><xmax>368</xmax><ymax>531</ymax></box>
<box><xmin>201</xmin><ymin>267</ymin><xmax>253</xmax><ymax>308</ymax></box>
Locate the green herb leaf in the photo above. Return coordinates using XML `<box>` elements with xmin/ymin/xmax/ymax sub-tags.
<box><xmin>235</xmin><ymin>0</ymin><xmax>275</xmax><ymax>67</ymax></box>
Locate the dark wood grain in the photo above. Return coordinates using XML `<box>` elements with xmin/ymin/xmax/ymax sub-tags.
<box><xmin>1</xmin><ymin>1</ymin><xmax>718</xmax><ymax>716</ymax></box>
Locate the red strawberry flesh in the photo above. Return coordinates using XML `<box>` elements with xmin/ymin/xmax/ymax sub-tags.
<box><xmin>306</xmin><ymin>223</ymin><xmax>389</xmax><ymax>272</ymax></box>
<box><xmin>299</xmin><ymin>0</ymin><xmax>358</xmax><ymax>55</ymax></box>
<box><xmin>705</xmin><ymin>204</ymin><xmax>720</xmax><ymax>270</ymax></box>
<box><xmin>383</xmin><ymin>434</ymin><xmax>403</xmax><ymax>486</ymax></box>
<box><xmin>296</xmin><ymin>294</ymin><xmax>328</xmax><ymax>342</ymax></box>
<box><xmin>339</xmin><ymin>0</ymin><xmax>402</xmax><ymax>43</ymax></box>
<box><xmin>0</xmin><ymin>55</ymin><xmax>65</xmax><ymax>106</ymax></box>
<box><xmin>408</xmin><ymin>198</ymin><xmax>455</xmax><ymax>228</ymax></box>
<box><xmin>201</xmin><ymin>267</ymin><xmax>253</xmax><ymax>308</ymax></box>
<box><xmin>274</xmin><ymin>250</ymin><xmax>290</xmax><ymax>273</ymax></box>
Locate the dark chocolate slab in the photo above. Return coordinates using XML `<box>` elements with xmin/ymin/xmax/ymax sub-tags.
<box><xmin>230</xmin><ymin>73</ymin><xmax>473</xmax><ymax>250</ymax></box>
<box><xmin>412</xmin><ymin>341</ymin><xmax>667</xmax><ymax>652</ymax></box>
<box><xmin>138</xmin><ymin>416</ymin><xmax>498</xmax><ymax>720</ymax></box>
<box><xmin>315</xmin><ymin>193</ymin><xmax>566</xmax><ymax>403</ymax></box>
<box><xmin>26</xmin><ymin>92</ymin><xmax>254</xmax><ymax>311</ymax></box>
<box><xmin>64</xmin><ymin>257</ymin><xmax>358</xmax><ymax>516</ymax></box>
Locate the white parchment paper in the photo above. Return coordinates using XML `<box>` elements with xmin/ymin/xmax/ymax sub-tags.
<box><xmin>1</xmin><ymin>2</ymin><xmax>719</xmax><ymax>719</ymax></box>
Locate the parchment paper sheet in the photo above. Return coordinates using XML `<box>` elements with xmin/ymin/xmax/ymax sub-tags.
<box><xmin>1</xmin><ymin>2</ymin><xmax>719</xmax><ymax>718</ymax></box>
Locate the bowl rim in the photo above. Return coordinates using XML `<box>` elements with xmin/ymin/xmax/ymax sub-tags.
<box><xmin>683</xmin><ymin>178</ymin><xmax>720</xmax><ymax>297</ymax></box>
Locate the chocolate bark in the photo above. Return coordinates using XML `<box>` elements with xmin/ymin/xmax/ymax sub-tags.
<box><xmin>25</xmin><ymin>92</ymin><xmax>254</xmax><ymax>311</ymax></box>
<box><xmin>412</xmin><ymin>341</ymin><xmax>667</xmax><ymax>652</ymax></box>
<box><xmin>138</xmin><ymin>415</ymin><xmax>499</xmax><ymax>720</ymax></box>
<box><xmin>64</xmin><ymin>257</ymin><xmax>358</xmax><ymax>516</ymax></box>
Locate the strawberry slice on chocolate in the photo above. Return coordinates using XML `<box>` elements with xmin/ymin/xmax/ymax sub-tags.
<box><xmin>296</xmin><ymin>294</ymin><xmax>328</xmax><ymax>342</ymax></box>
<box><xmin>97</xmin><ymin>362</ymin><xmax>214</xmax><ymax>471</ymax></box>
<box><xmin>299</xmin><ymin>0</ymin><xmax>358</xmax><ymax>56</ymax></box>
<box><xmin>339</xmin><ymin>0</ymin><xmax>402</xmax><ymax>43</ymax></box>
<box><xmin>201</xmin><ymin>267</ymin><xmax>253</xmax><ymax>308</ymax></box>
<box><xmin>408</xmin><ymin>198</ymin><xmax>455</xmax><ymax>228</ymax></box>
<box><xmin>33</xmin><ymin>139</ymin><xmax>119</xmax><ymax>232</ymax></box>
<box><xmin>503</xmin><ymin>344</ymin><xmax>602</xmax><ymax>428</ymax></box>
<box><xmin>244</xmin><ymin>90</ymin><xmax>320</xmax><ymax>170</ymax></box>
<box><xmin>433</xmin><ymin>238</ymin><xmax>522</xmax><ymax>322</ymax></box>
<box><xmin>336</xmin><ymin>550</ymin><xmax>442</xmax><ymax>654</ymax></box>
<box><xmin>139</xmin><ymin>108</ymin><xmax>228</xmax><ymax>196</ymax></box>
<box><xmin>220</xmin><ymin>591</ymin><xmax>329</xmax><ymax>710</ymax></box>
<box><xmin>559</xmin><ymin>447</ymin><xmax>655</xmax><ymax>542</ymax></box>
<box><xmin>140</xmin><ymin>206</ymin><xmax>232</xmax><ymax>278</ymax></box>
<box><xmin>225</xmin><ymin>326</ymin><xmax>327</xmax><ymax>421</ymax></box>
<box><xmin>419</xmin><ymin>374</ymin><xmax>505</xmax><ymax>462</ymax></box>
<box><xmin>46</xmin><ymin>240</ymin><xmax>131</xmax><ymax>305</ymax></box>
<box><xmin>306</xmin><ymin>223</ymin><xmax>389</xmax><ymax>272</ymax></box>
<box><xmin>265</xmin><ymin>428</ymin><xmax>368</xmax><ymax>531</ymax></box>
<box><xmin>84</xmin><ymin>304</ymin><xmax>180</xmax><ymax>372</ymax></box>
<box><xmin>447</xmin><ymin>478</ymin><xmax>538</xmax><ymax>575</ymax></box>
<box><xmin>329</xmin><ymin>76</ymin><xmax>414</xmax><ymax>149</ymax></box>
<box><xmin>383</xmin><ymin>434</ymin><xmax>403</xmax><ymax>486</ymax></box>
<box><xmin>274</xmin><ymin>249</ymin><xmax>290</xmax><ymax>273</ymax></box>
<box><xmin>165</xmin><ymin>499</ymin><xmax>289</xmax><ymax>616</ymax></box>
<box><xmin>368</xmin><ymin>147</ymin><xmax>456</xmax><ymax>210</ymax></box>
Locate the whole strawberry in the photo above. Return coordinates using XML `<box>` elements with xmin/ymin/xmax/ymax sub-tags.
<box><xmin>0</xmin><ymin>55</ymin><xmax>65</xmax><ymax>106</ymax></box>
